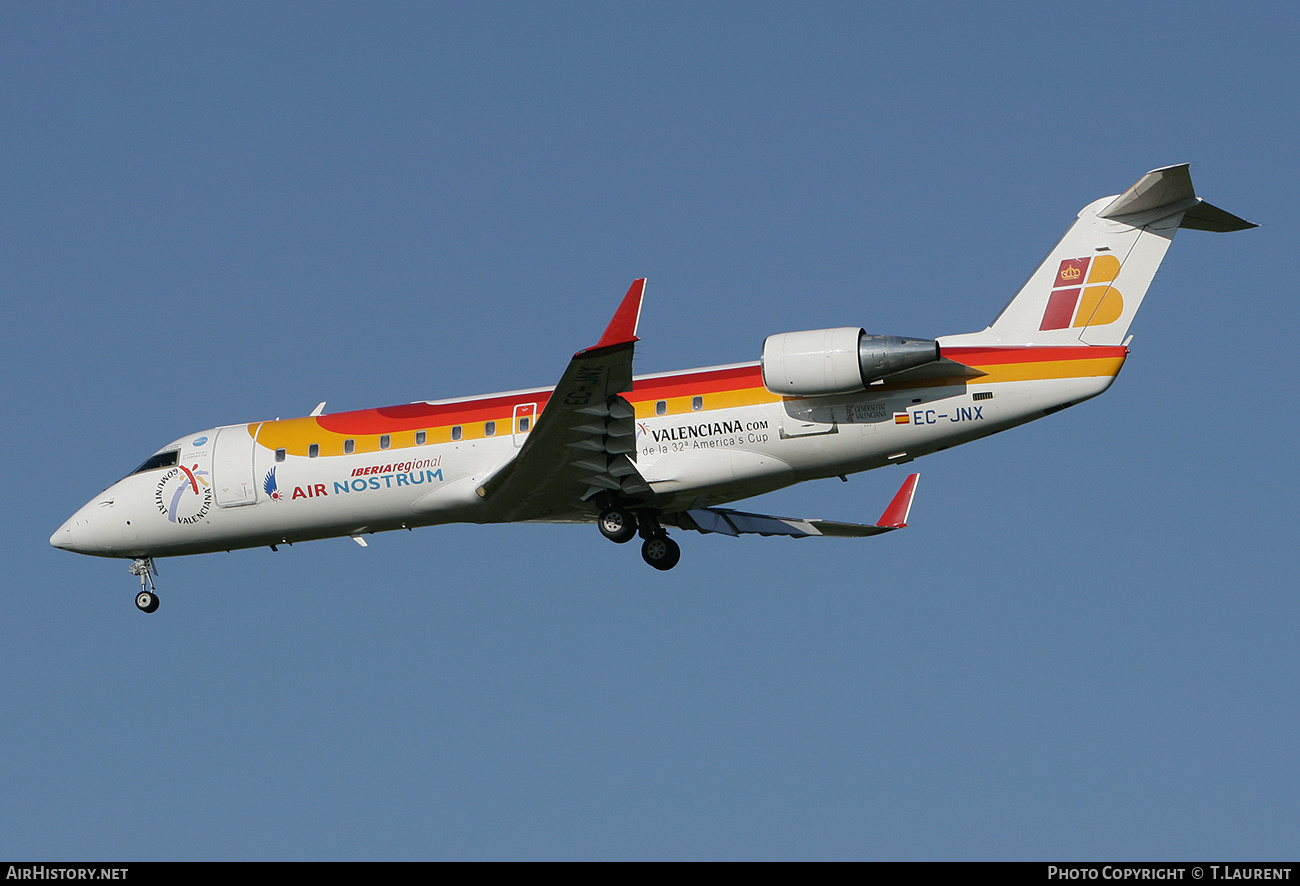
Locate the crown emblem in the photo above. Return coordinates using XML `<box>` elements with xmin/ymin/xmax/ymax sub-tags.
<box><xmin>1059</xmin><ymin>265</ymin><xmax>1081</xmax><ymax>280</ymax></box>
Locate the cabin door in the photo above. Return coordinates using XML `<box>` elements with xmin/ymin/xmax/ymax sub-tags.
<box><xmin>212</xmin><ymin>425</ymin><xmax>259</xmax><ymax>507</ymax></box>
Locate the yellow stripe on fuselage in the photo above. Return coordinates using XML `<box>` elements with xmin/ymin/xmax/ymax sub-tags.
<box><xmin>248</xmin><ymin>351</ymin><xmax>1122</xmax><ymax>457</ymax></box>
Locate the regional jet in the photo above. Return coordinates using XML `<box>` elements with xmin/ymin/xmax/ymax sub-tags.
<box><xmin>50</xmin><ymin>164</ymin><xmax>1253</xmax><ymax>612</ymax></box>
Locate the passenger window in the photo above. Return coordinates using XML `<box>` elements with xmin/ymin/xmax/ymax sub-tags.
<box><xmin>655</xmin><ymin>400</ymin><xmax>667</xmax><ymax>416</ymax></box>
<box><xmin>344</xmin><ymin>439</ymin><xmax>355</xmax><ymax>454</ymax></box>
<box><xmin>275</xmin><ymin>449</ymin><xmax>286</xmax><ymax>462</ymax></box>
<box><xmin>451</xmin><ymin>426</ymin><xmax>463</xmax><ymax>441</ymax></box>
<box><xmin>308</xmin><ymin>444</ymin><xmax>319</xmax><ymax>458</ymax></box>
<box><xmin>692</xmin><ymin>396</ymin><xmax>702</xmax><ymax>411</ymax></box>
<box><xmin>380</xmin><ymin>435</ymin><xmax>391</xmax><ymax>450</ymax></box>
<box><xmin>519</xmin><ymin>416</ymin><xmax>530</xmax><ymax>432</ymax></box>
<box><xmin>485</xmin><ymin>421</ymin><xmax>496</xmax><ymax>437</ymax></box>
<box><xmin>416</xmin><ymin>430</ymin><xmax>426</xmax><ymax>445</ymax></box>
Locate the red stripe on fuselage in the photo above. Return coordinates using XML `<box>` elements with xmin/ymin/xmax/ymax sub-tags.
<box><xmin>308</xmin><ymin>348</ymin><xmax>1117</xmax><ymax>437</ymax></box>
<box><xmin>313</xmin><ymin>365</ymin><xmax>767</xmax><ymax>436</ymax></box>
<box><xmin>317</xmin><ymin>394</ymin><xmax>555</xmax><ymax>435</ymax></box>
<box><xmin>630</xmin><ymin>364</ymin><xmax>764</xmax><ymax>399</ymax></box>
<box><xmin>942</xmin><ymin>345</ymin><xmax>1129</xmax><ymax>365</ymax></box>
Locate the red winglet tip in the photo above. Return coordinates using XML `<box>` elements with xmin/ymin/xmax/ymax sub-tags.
<box><xmin>592</xmin><ymin>278</ymin><xmax>646</xmax><ymax>350</ymax></box>
<box><xmin>877</xmin><ymin>473</ymin><xmax>920</xmax><ymax>528</ymax></box>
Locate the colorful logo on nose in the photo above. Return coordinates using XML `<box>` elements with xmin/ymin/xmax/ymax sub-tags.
<box><xmin>1039</xmin><ymin>255</ymin><xmax>1124</xmax><ymax>331</ymax></box>
<box><xmin>154</xmin><ymin>464</ymin><xmax>213</xmax><ymax>524</ymax></box>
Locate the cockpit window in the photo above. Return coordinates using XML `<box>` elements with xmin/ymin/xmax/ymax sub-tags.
<box><xmin>130</xmin><ymin>450</ymin><xmax>179</xmax><ymax>475</ymax></box>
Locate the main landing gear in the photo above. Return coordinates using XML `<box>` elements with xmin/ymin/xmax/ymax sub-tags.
<box><xmin>597</xmin><ymin>506</ymin><xmax>681</xmax><ymax>571</ymax></box>
<box><xmin>597</xmin><ymin>506</ymin><xmax>638</xmax><ymax>544</ymax></box>
<box><xmin>129</xmin><ymin>558</ymin><xmax>160</xmax><ymax>613</ymax></box>
<box><xmin>640</xmin><ymin>533</ymin><xmax>680</xmax><ymax>571</ymax></box>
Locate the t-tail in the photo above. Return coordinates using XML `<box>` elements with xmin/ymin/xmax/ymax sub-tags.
<box><xmin>942</xmin><ymin>164</ymin><xmax>1255</xmax><ymax>348</ymax></box>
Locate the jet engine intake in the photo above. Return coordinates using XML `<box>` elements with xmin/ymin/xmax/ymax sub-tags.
<box><xmin>760</xmin><ymin>327</ymin><xmax>940</xmax><ymax>396</ymax></box>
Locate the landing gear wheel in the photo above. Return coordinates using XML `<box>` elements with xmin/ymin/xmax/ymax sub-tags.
<box><xmin>128</xmin><ymin>558</ymin><xmax>159</xmax><ymax>611</ymax></box>
<box><xmin>598</xmin><ymin>507</ymin><xmax>639</xmax><ymax>544</ymax></box>
<box><xmin>641</xmin><ymin>534</ymin><xmax>681</xmax><ymax>571</ymax></box>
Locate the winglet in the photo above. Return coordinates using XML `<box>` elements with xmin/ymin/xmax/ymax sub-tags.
<box><xmin>876</xmin><ymin>473</ymin><xmax>920</xmax><ymax>528</ymax></box>
<box><xmin>577</xmin><ymin>278</ymin><xmax>645</xmax><ymax>356</ymax></box>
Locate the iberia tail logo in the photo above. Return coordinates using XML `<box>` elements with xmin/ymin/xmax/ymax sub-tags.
<box><xmin>1039</xmin><ymin>255</ymin><xmax>1124</xmax><ymax>331</ymax></box>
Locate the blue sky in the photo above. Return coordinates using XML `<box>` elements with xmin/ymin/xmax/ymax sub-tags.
<box><xmin>3</xmin><ymin>3</ymin><xmax>1295</xmax><ymax>860</ymax></box>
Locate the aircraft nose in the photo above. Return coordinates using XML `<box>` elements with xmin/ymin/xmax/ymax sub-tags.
<box><xmin>50</xmin><ymin>519</ymin><xmax>76</xmax><ymax>550</ymax></box>
<box><xmin>50</xmin><ymin>502</ymin><xmax>109</xmax><ymax>555</ymax></box>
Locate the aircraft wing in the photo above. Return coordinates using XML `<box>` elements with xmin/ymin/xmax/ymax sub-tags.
<box><xmin>475</xmin><ymin>280</ymin><xmax>656</xmax><ymax>522</ymax></box>
<box><xmin>675</xmin><ymin>473</ymin><xmax>920</xmax><ymax>538</ymax></box>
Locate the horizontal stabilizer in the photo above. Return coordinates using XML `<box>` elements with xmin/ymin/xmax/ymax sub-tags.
<box><xmin>679</xmin><ymin>473</ymin><xmax>919</xmax><ymax>538</ymax></box>
<box><xmin>1179</xmin><ymin>200</ymin><xmax>1256</xmax><ymax>233</ymax></box>
<box><xmin>1098</xmin><ymin>163</ymin><xmax>1198</xmax><ymax>220</ymax></box>
<box><xmin>1099</xmin><ymin>164</ymin><xmax>1256</xmax><ymax>231</ymax></box>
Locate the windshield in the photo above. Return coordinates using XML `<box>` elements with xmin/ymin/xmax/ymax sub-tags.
<box><xmin>128</xmin><ymin>450</ymin><xmax>179</xmax><ymax>476</ymax></box>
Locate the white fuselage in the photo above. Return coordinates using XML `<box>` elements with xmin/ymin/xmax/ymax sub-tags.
<box><xmin>50</xmin><ymin>346</ymin><xmax>1122</xmax><ymax>560</ymax></box>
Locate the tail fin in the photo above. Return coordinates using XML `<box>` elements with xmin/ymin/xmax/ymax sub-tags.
<box><xmin>944</xmin><ymin>164</ymin><xmax>1254</xmax><ymax>347</ymax></box>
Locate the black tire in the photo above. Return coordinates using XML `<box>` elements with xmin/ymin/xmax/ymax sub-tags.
<box><xmin>135</xmin><ymin>591</ymin><xmax>159</xmax><ymax>613</ymax></box>
<box><xmin>598</xmin><ymin>507</ymin><xmax>638</xmax><ymax>544</ymax></box>
<box><xmin>641</xmin><ymin>534</ymin><xmax>681</xmax><ymax>571</ymax></box>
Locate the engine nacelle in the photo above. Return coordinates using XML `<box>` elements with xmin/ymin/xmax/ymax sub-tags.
<box><xmin>760</xmin><ymin>327</ymin><xmax>940</xmax><ymax>396</ymax></box>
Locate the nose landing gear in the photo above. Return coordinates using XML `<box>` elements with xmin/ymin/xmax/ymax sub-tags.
<box><xmin>129</xmin><ymin>558</ymin><xmax>160</xmax><ymax>613</ymax></box>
